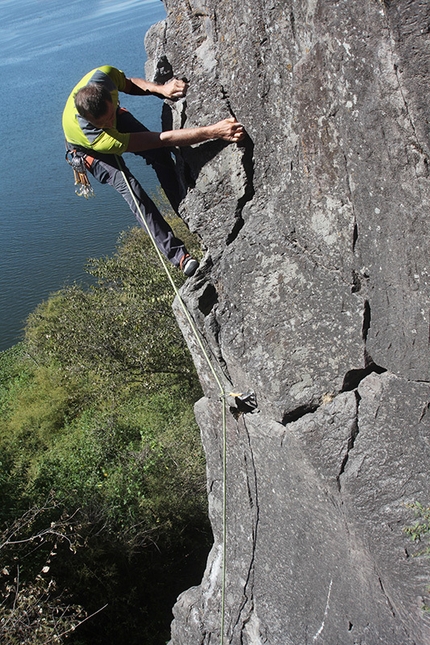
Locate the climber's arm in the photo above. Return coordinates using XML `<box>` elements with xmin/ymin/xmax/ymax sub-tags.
<box><xmin>123</xmin><ymin>77</ymin><xmax>188</xmax><ymax>100</ymax></box>
<box><xmin>125</xmin><ymin>117</ymin><xmax>245</xmax><ymax>153</ymax></box>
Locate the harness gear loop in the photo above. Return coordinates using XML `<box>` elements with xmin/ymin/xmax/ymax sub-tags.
<box><xmin>65</xmin><ymin>149</ymin><xmax>95</xmax><ymax>199</ymax></box>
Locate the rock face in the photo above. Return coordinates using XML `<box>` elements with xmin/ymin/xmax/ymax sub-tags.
<box><xmin>145</xmin><ymin>1</ymin><xmax>430</xmax><ymax>643</ymax></box>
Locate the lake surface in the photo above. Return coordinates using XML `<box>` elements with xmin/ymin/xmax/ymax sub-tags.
<box><xmin>0</xmin><ymin>0</ymin><xmax>167</xmax><ymax>351</ymax></box>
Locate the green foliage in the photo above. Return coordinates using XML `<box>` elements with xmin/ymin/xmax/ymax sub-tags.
<box><xmin>404</xmin><ymin>502</ymin><xmax>430</xmax><ymax>552</ymax></box>
<box><xmin>0</xmin><ymin>344</ymin><xmax>34</xmax><ymax>420</ymax></box>
<box><xmin>404</xmin><ymin>501</ymin><xmax>430</xmax><ymax>613</ymax></box>
<box><xmin>26</xmin><ymin>389</ymin><xmax>207</xmax><ymax>549</ymax></box>
<box><xmin>6</xmin><ymin>366</ymin><xmax>70</xmax><ymax>446</ymax></box>
<box><xmin>25</xmin><ymin>229</ymin><xmax>195</xmax><ymax>401</ymax></box>
<box><xmin>0</xmin><ymin>227</ymin><xmax>210</xmax><ymax>644</ymax></box>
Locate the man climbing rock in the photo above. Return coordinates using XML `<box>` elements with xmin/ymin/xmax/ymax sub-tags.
<box><xmin>62</xmin><ymin>65</ymin><xmax>245</xmax><ymax>276</ymax></box>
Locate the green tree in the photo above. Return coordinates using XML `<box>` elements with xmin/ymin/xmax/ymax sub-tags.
<box><xmin>0</xmin><ymin>227</ymin><xmax>210</xmax><ymax>644</ymax></box>
<box><xmin>25</xmin><ymin>228</ymin><xmax>196</xmax><ymax>402</ymax></box>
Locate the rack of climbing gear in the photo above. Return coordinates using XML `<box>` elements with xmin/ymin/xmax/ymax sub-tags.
<box><xmin>65</xmin><ymin>149</ymin><xmax>95</xmax><ymax>199</ymax></box>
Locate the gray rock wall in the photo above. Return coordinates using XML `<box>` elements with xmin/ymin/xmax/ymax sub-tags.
<box><xmin>145</xmin><ymin>1</ymin><xmax>430</xmax><ymax>643</ymax></box>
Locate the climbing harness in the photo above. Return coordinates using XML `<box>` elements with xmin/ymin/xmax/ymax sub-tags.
<box><xmin>65</xmin><ymin>149</ymin><xmax>95</xmax><ymax>199</ymax></box>
<box><xmin>115</xmin><ymin>156</ymin><xmax>257</xmax><ymax>645</ymax></box>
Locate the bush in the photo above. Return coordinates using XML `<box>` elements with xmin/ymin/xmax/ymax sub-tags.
<box><xmin>25</xmin><ymin>229</ymin><xmax>194</xmax><ymax>400</ymax></box>
<box><xmin>0</xmin><ymin>497</ymin><xmax>87</xmax><ymax>645</ymax></box>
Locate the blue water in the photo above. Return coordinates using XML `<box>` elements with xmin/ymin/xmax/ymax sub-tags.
<box><xmin>0</xmin><ymin>0</ymin><xmax>167</xmax><ymax>352</ymax></box>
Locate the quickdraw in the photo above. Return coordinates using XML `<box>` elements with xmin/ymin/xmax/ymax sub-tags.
<box><xmin>227</xmin><ymin>390</ymin><xmax>259</xmax><ymax>415</ymax></box>
<box><xmin>65</xmin><ymin>149</ymin><xmax>95</xmax><ymax>199</ymax></box>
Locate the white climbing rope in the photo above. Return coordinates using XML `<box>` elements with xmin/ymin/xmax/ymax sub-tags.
<box><xmin>116</xmin><ymin>158</ymin><xmax>228</xmax><ymax>645</ymax></box>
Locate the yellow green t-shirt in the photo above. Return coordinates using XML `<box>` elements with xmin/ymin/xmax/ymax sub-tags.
<box><xmin>62</xmin><ymin>66</ymin><xmax>130</xmax><ymax>154</ymax></box>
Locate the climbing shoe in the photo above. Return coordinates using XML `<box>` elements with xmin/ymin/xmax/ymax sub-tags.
<box><xmin>180</xmin><ymin>255</ymin><xmax>199</xmax><ymax>277</ymax></box>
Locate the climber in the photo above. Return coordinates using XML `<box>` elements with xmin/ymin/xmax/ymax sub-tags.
<box><xmin>62</xmin><ymin>65</ymin><xmax>245</xmax><ymax>277</ymax></box>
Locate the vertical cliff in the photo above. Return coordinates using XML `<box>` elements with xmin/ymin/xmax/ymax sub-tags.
<box><xmin>145</xmin><ymin>1</ymin><xmax>430</xmax><ymax>643</ymax></box>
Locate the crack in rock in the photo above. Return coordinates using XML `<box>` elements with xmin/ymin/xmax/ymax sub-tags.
<box><xmin>229</xmin><ymin>416</ymin><xmax>260</xmax><ymax>641</ymax></box>
<box><xmin>336</xmin><ymin>391</ymin><xmax>360</xmax><ymax>492</ymax></box>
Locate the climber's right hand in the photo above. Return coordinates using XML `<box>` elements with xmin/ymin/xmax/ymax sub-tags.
<box><xmin>210</xmin><ymin>117</ymin><xmax>245</xmax><ymax>143</ymax></box>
